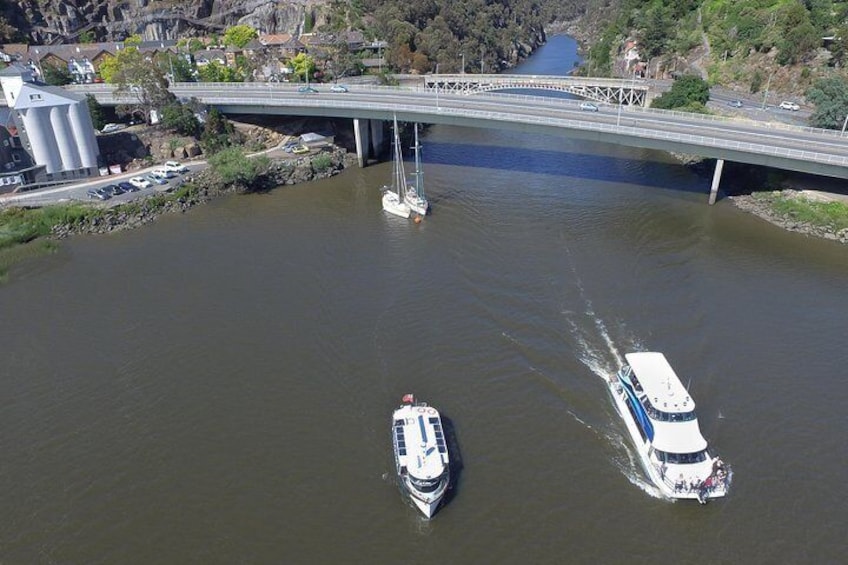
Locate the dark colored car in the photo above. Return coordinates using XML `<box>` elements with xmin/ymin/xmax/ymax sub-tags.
<box><xmin>87</xmin><ymin>188</ymin><xmax>110</xmax><ymax>200</ymax></box>
<box><xmin>117</xmin><ymin>181</ymin><xmax>135</xmax><ymax>193</ymax></box>
<box><xmin>298</xmin><ymin>85</ymin><xmax>318</xmax><ymax>93</ymax></box>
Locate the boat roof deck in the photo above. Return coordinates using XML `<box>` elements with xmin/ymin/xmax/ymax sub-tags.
<box><xmin>624</xmin><ymin>352</ymin><xmax>695</xmax><ymax>412</ymax></box>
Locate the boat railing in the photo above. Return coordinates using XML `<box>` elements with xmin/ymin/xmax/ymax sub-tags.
<box><xmin>657</xmin><ymin>460</ymin><xmax>731</xmax><ymax>497</ymax></box>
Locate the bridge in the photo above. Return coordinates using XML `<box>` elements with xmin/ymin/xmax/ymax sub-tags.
<box><xmin>68</xmin><ymin>79</ymin><xmax>848</xmax><ymax>204</ymax></box>
<box><xmin>419</xmin><ymin>74</ymin><xmax>650</xmax><ymax>106</ymax></box>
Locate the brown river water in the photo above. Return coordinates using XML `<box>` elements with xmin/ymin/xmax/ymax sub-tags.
<box><xmin>1</xmin><ymin>37</ymin><xmax>847</xmax><ymax>564</ymax></box>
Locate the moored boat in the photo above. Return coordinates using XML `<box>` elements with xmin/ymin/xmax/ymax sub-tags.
<box><xmin>391</xmin><ymin>394</ymin><xmax>450</xmax><ymax>518</ymax></box>
<box><xmin>382</xmin><ymin>115</ymin><xmax>412</xmax><ymax>219</ymax></box>
<box><xmin>404</xmin><ymin>123</ymin><xmax>429</xmax><ymax>216</ymax></box>
<box><xmin>607</xmin><ymin>352</ymin><xmax>731</xmax><ymax>503</ymax></box>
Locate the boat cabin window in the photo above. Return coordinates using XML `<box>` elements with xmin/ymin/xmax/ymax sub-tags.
<box><xmin>640</xmin><ymin>400</ymin><xmax>697</xmax><ymax>422</ymax></box>
<box><xmin>409</xmin><ymin>475</ymin><xmax>442</xmax><ymax>493</ymax></box>
<box><xmin>653</xmin><ymin>448</ymin><xmax>708</xmax><ymax>465</ymax></box>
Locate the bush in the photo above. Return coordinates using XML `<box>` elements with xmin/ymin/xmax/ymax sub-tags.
<box><xmin>651</xmin><ymin>75</ymin><xmax>710</xmax><ymax>110</ymax></box>
<box><xmin>311</xmin><ymin>154</ymin><xmax>333</xmax><ymax>173</ymax></box>
<box><xmin>208</xmin><ymin>147</ymin><xmax>269</xmax><ymax>187</ymax></box>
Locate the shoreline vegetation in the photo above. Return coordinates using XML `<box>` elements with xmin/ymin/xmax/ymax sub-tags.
<box><xmin>0</xmin><ymin>145</ymin><xmax>356</xmax><ymax>282</ymax></box>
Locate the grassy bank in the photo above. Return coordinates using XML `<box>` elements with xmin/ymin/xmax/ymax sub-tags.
<box><xmin>756</xmin><ymin>192</ymin><xmax>848</xmax><ymax>232</ymax></box>
<box><xmin>0</xmin><ymin>183</ymin><xmax>199</xmax><ymax>281</ymax></box>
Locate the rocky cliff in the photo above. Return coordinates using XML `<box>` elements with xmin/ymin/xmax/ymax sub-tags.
<box><xmin>4</xmin><ymin>0</ymin><xmax>325</xmax><ymax>44</ymax></box>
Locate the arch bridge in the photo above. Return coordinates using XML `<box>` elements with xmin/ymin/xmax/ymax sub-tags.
<box><xmin>421</xmin><ymin>74</ymin><xmax>650</xmax><ymax>106</ymax></box>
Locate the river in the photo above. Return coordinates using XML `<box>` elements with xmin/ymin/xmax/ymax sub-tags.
<box><xmin>1</xmin><ymin>36</ymin><xmax>847</xmax><ymax>564</ymax></box>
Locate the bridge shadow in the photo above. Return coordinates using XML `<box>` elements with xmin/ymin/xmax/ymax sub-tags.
<box><xmin>417</xmin><ymin>141</ymin><xmax>712</xmax><ymax>194</ymax></box>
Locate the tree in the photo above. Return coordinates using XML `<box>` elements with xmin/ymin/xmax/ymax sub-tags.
<box><xmin>197</xmin><ymin>61</ymin><xmax>244</xmax><ymax>82</ymax></box>
<box><xmin>42</xmin><ymin>64</ymin><xmax>73</xmax><ymax>86</ymax></box>
<box><xmin>98</xmin><ymin>39</ymin><xmax>174</xmax><ymax>123</ymax></box>
<box><xmin>200</xmin><ymin>108</ymin><xmax>236</xmax><ymax>154</ymax></box>
<box><xmin>161</xmin><ymin>102</ymin><xmax>200</xmax><ymax>136</ymax></box>
<box><xmin>157</xmin><ymin>52</ymin><xmax>195</xmax><ymax>82</ymax></box>
<box><xmin>223</xmin><ymin>25</ymin><xmax>258</xmax><ymax>48</ymax></box>
<box><xmin>807</xmin><ymin>76</ymin><xmax>848</xmax><ymax>129</ymax></box>
<box><xmin>651</xmin><ymin>75</ymin><xmax>710</xmax><ymax>110</ymax></box>
<box><xmin>208</xmin><ymin>146</ymin><xmax>269</xmax><ymax>191</ymax></box>
<box><xmin>290</xmin><ymin>53</ymin><xmax>317</xmax><ymax>82</ymax></box>
<box><xmin>86</xmin><ymin>95</ymin><xmax>106</xmax><ymax>131</ymax></box>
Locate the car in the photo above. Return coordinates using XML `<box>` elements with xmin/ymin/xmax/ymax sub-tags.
<box><xmin>579</xmin><ymin>101</ymin><xmax>599</xmax><ymax>112</ymax></box>
<box><xmin>129</xmin><ymin>176</ymin><xmax>151</xmax><ymax>189</ymax></box>
<box><xmin>779</xmin><ymin>101</ymin><xmax>800</xmax><ymax>111</ymax></box>
<box><xmin>291</xmin><ymin>144</ymin><xmax>310</xmax><ymax>155</ymax></box>
<box><xmin>298</xmin><ymin>85</ymin><xmax>318</xmax><ymax>93</ymax></box>
<box><xmin>87</xmin><ymin>188</ymin><xmax>110</xmax><ymax>200</ymax></box>
<box><xmin>163</xmin><ymin>160</ymin><xmax>189</xmax><ymax>173</ymax></box>
<box><xmin>330</xmin><ymin>84</ymin><xmax>348</xmax><ymax>93</ymax></box>
<box><xmin>152</xmin><ymin>167</ymin><xmax>177</xmax><ymax>179</ymax></box>
<box><xmin>117</xmin><ymin>181</ymin><xmax>135</xmax><ymax>193</ymax></box>
<box><xmin>101</xmin><ymin>123</ymin><xmax>124</xmax><ymax>133</ymax></box>
<box><xmin>728</xmin><ymin>99</ymin><xmax>743</xmax><ymax>108</ymax></box>
<box><xmin>143</xmin><ymin>173</ymin><xmax>168</xmax><ymax>186</ymax></box>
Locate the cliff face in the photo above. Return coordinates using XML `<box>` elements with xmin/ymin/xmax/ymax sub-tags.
<box><xmin>5</xmin><ymin>0</ymin><xmax>321</xmax><ymax>44</ymax></box>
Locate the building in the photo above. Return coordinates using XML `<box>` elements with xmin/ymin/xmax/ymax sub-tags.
<box><xmin>0</xmin><ymin>64</ymin><xmax>100</xmax><ymax>188</ymax></box>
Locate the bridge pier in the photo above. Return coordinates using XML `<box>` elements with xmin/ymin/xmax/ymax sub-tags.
<box><xmin>709</xmin><ymin>159</ymin><xmax>725</xmax><ymax>205</ymax></box>
<box><xmin>353</xmin><ymin>118</ymin><xmax>387</xmax><ymax>167</ymax></box>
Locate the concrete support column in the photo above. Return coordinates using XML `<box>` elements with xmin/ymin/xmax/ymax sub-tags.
<box><xmin>709</xmin><ymin>158</ymin><xmax>725</xmax><ymax>205</ymax></box>
<box><xmin>353</xmin><ymin>118</ymin><xmax>370</xmax><ymax>168</ymax></box>
<box><xmin>369</xmin><ymin>119</ymin><xmax>385</xmax><ymax>158</ymax></box>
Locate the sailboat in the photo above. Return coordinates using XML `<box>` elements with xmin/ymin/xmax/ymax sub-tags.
<box><xmin>405</xmin><ymin>123</ymin><xmax>429</xmax><ymax>216</ymax></box>
<box><xmin>381</xmin><ymin>116</ymin><xmax>412</xmax><ymax>219</ymax></box>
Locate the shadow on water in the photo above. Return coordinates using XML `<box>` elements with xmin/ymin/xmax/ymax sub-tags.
<box><xmin>420</xmin><ymin>142</ymin><xmax>711</xmax><ymax>194</ymax></box>
<box><xmin>439</xmin><ymin>414</ymin><xmax>464</xmax><ymax>510</ymax></box>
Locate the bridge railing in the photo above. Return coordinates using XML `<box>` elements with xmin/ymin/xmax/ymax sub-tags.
<box><xmin>66</xmin><ymin>82</ymin><xmax>848</xmax><ymax>147</ymax></box>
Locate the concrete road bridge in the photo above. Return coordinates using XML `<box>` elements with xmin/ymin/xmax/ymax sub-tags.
<box><xmin>69</xmin><ymin>81</ymin><xmax>848</xmax><ymax>204</ymax></box>
<box><xmin>419</xmin><ymin>73</ymin><xmax>650</xmax><ymax>106</ymax></box>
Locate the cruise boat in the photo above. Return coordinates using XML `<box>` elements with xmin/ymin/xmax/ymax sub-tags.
<box><xmin>607</xmin><ymin>352</ymin><xmax>731</xmax><ymax>503</ymax></box>
<box><xmin>391</xmin><ymin>394</ymin><xmax>451</xmax><ymax>518</ymax></box>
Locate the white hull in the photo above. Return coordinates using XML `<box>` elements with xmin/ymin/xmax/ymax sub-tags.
<box><xmin>382</xmin><ymin>190</ymin><xmax>411</xmax><ymax>218</ymax></box>
<box><xmin>405</xmin><ymin>192</ymin><xmax>429</xmax><ymax>216</ymax></box>
<box><xmin>606</xmin><ymin>375</ymin><xmax>729</xmax><ymax>502</ymax></box>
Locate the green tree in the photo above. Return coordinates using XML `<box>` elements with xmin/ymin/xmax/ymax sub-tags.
<box><xmin>161</xmin><ymin>102</ymin><xmax>200</xmax><ymax>136</ymax></box>
<box><xmin>42</xmin><ymin>64</ymin><xmax>73</xmax><ymax>86</ymax></box>
<box><xmin>86</xmin><ymin>94</ymin><xmax>106</xmax><ymax>131</ymax></box>
<box><xmin>98</xmin><ymin>39</ymin><xmax>174</xmax><ymax>123</ymax></box>
<box><xmin>197</xmin><ymin>61</ymin><xmax>244</xmax><ymax>82</ymax></box>
<box><xmin>200</xmin><ymin>108</ymin><xmax>236</xmax><ymax>154</ymax></box>
<box><xmin>807</xmin><ymin>76</ymin><xmax>848</xmax><ymax>129</ymax></box>
<box><xmin>157</xmin><ymin>52</ymin><xmax>195</xmax><ymax>82</ymax></box>
<box><xmin>223</xmin><ymin>24</ymin><xmax>258</xmax><ymax>48</ymax></box>
<box><xmin>208</xmin><ymin>147</ymin><xmax>269</xmax><ymax>190</ymax></box>
<box><xmin>78</xmin><ymin>30</ymin><xmax>95</xmax><ymax>44</ymax></box>
<box><xmin>651</xmin><ymin>74</ymin><xmax>710</xmax><ymax>110</ymax></box>
<box><xmin>290</xmin><ymin>53</ymin><xmax>317</xmax><ymax>82</ymax></box>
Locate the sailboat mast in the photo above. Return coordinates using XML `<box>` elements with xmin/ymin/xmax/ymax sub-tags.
<box><xmin>412</xmin><ymin>123</ymin><xmax>423</xmax><ymax>197</ymax></box>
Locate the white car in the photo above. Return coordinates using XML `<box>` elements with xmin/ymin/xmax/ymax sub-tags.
<box><xmin>101</xmin><ymin>123</ymin><xmax>125</xmax><ymax>133</ymax></box>
<box><xmin>129</xmin><ymin>176</ymin><xmax>152</xmax><ymax>189</ymax></box>
<box><xmin>151</xmin><ymin>168</ymin><xmax>176</xmax><ymax>179</ymax></box>
<box><xmin>779</xmin><ymin>101</ymin><xmax>800</xmax><ymax>111</ymax></box>
<box><xmin>579</xmin><ymin>101</ymin><xmax>599</xmax><ymax>112</ymax></box>
<box><xmin>163</xmin><ymin>160</ymin><xmax>189</xmax><ymax>173</ymax></box>
<box><xmin>330</xmin><ymin>84</ymin><xmax>349</xmax><ymax>93</ymax></box>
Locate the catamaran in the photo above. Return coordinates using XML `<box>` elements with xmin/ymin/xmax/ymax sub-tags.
<box><xmin>404</xmin><ymin>123</ymin><xmax>429</xmax><ymax>216</ymax></box>
<box><xmin>607</xmin><ymin>352</ymin><xmax>731</xmax><ymax>503</ymax></box>
<box><xmin>381</xmin><ymin>116</ymin><xmax>412</xmax><ymax>219</ymax></box>
<box><xmin>391</xmin><ymin>394</ymin><xmax>451</xmax><ymax>518</ymax></box>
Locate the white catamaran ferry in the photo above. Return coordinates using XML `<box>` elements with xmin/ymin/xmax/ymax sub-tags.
<box><xmin>391</xmin><ymin>394</ymin><xmax>450</xmax><ymax>518</ymax></box>
<box><xmin>607</xmin><ymin>352</ymin><xmax>731</xmax><ymax>503</ymax></box>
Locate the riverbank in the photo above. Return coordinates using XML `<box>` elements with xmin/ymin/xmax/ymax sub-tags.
<box><xmin>0</xmin><ymin>146</ymin><xmax>357</xmax><ymax>281</ymax></box>
<box><xmin>729</xmin><ymin>189</ymin><xmax>848</xmax><ymax>244</ymax></box>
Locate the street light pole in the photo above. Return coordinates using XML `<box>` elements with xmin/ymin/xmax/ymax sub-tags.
<box><xmin>841</xmin><ymin>114</ymin><xmax>848</xmax><ymax>137</ymax></box>
<box><xmin>761</xmin><ymin>72</ymin><xmax>772</xmax><ymax>110</ymax></box>
<box><xmin>435</xmin><ymin>63</ymin><xmax>440</xmax><ymax>110</ymax></box>
<box><xmin>461</xmin><ymin>53</ymin><xmax>465</xmax><ymax>74</ymax></box>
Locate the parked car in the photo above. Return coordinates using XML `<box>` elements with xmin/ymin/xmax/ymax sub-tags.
<box><xmin>728</xmin><ymin>99</ymin><xmax>743</xmax><ymax>108</ymax></box>
<box><xmin>298</xmin><ymin>85</ymin><xmax>318</xmax><ymax>94</ymax></box>
<box><xmin>129</xmin><ymin>176</ymin><xmax>152</xmax><ymax>189</ymax></box>
<box><xmin>143</xmin><ymin>173</ymin><xmax>168</xmax><ymax>186</ymax></box>
<box><xmin>87</xmin><ymin>188</ymin><xmax>110</xmax><ymax>200</ymax></box>
<box><xmin>101</xmin><ymin>123</ymin><xmax>124</xmax><ymax>133</ymax></box>
<box><xmin>579</xmin><ymin>101</ymin><xmax>599</xmax><ymax>112</ymax></box>
<box><xmin>163</xmin><ymin>160</ymin><xmax>189</xmax><ymax>173</ymax></box>
<box><xmin>102</xmin><ymin>184</ymin><xmax>122</xmax><ymax>196</ymax></box>
<box><xmin>330</xmin><ymin>84</ymin><xmax>349</xmax><ymax>93</ymax></box>
<box><xmin>117</xmin><ymin>181</ymin><xmax>135</xmax><ymax>193</ymax></box>
<box><xmin>779</xmin><ymin>101</ymin><xmax>800</xmax><ymax>111</ymax></box>
<box><xmin>152</xmin><ymin>168</ymin><xmax>177</xmax><ymax>179</ymax></box>
<box><xmin>291</xmin><ymin>144</ymin><xmax>310</xmax><ymax>155</ymax></box>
